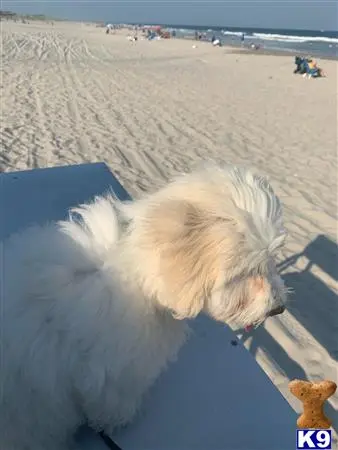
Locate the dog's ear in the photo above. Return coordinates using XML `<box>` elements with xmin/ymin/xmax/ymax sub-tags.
<box><xmin>144</xmin><ymin>199</ymin><xmax>223</xmax><ymax>319</ymax></box>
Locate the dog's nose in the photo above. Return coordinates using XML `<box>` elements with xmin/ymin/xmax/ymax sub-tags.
<box><xmin>269</xmin><ymin>305</ymin><xmax>285</xmax><ymax>317</ymax></box>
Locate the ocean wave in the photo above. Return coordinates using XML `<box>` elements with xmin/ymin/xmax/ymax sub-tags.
<box><xmin>222</xmin><ymin>30</ymin><xmax>244</xmax><ymax>37</ymax></box>
<box><xmin>178</xmin><ymin>28</ymin><xmax>195</xmax><ymax>34</ymax></box>
<box><xmin>253</xmin><ymin>33</ymin><xmax>338</xmax><ymax>44</ymax></box>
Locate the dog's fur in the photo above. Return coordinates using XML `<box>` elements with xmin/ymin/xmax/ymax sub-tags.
<box><xmin>1</xmin><ymin>164</ymin><xmax>287</xmax><ymax>449</ymax></box>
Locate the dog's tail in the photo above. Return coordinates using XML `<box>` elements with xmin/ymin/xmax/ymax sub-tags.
<box><xmin>58</xmin><ymin>195</ymin><xmax>121</xmax><ymax>264</ymax></box>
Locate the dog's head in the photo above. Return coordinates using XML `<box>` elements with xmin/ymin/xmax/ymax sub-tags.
<box><xmin>123</xmin><ymin>164</ymin><xmax>288</xmax><ymax>329</ymax></box>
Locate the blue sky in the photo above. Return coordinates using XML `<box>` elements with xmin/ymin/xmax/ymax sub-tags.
<box><xmin>3</xmin><ymin>1</ymin><xmax>338</xmax><ymax>30</ymax></box>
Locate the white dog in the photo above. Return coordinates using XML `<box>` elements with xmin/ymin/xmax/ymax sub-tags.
<box><xmin>1</xmin><ymin>164</ymin><xmax>288</xmax><ymax>449</ymax></box>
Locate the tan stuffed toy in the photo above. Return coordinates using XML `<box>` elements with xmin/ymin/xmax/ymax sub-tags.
<box><xmin>289</xmin><ymin>379</ymin><xmax>337</xmax><ymax>429</ymax></box>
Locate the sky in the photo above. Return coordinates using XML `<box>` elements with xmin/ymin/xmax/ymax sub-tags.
<box><xmin>2</xmin><ymin>1</ymin><xmax>338</xmax><ymax>31</ymax></box>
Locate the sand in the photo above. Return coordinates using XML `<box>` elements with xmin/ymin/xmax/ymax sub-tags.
<box><xmin>1</xmin><ymin>20</ymin><xmax>337</xmax><ymax>440</ymax></box>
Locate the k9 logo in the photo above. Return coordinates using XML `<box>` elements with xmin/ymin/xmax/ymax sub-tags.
<box><xmin>297</xmin><ymin>429</ymin><xmax>332</xmax><ymax>449</ymax></box>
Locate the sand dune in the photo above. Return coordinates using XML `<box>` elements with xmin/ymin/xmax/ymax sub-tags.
<box><xmin>1</xmin><ymin>20</ymin><xmax>337</xmax><ymax>441</ymax></box>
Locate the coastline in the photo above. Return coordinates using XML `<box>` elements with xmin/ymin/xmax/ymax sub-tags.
<box><xmin>179</xmin><ymin>36</ymin><xmax>338</xmax><ymax>61</ymax></box>
<box><xmin>162</xmin><ymin>24</ymin><xmax>338</xmax><ymax>59</ymax></box>
<box><xmin>2</xmin><ymin>15</ymin><xmax>337</xmax><ymax>58</ymax></box>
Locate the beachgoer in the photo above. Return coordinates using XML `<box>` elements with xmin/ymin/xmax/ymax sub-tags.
<box><xmin>294</xmin><ymin>56</ymin><xmax>306</xmax><ymax>74</ymax></box>
<box><xmin>312</xmin><ymin>60</ymin><xmax>326</xmax><ymax>77</ymax></box>
<box><xmin>308</xmin><ymin>59</ymin><xmax>316</xmax><ymax>70</ymax></box>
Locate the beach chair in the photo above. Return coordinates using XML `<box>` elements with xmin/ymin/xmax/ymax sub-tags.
<box><xmin>1</xmin><ymin>163</ymin><xmax>297</xmax><ymax>450</ymax></box>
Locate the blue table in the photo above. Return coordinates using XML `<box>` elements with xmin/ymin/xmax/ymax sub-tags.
<box><xmin>1</xmin><ymin>163</ymin><xmax>297</xmax><ymax>450</ymax></box>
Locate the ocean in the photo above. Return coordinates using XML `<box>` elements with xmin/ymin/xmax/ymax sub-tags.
<box><xmin>163</xmin><ymin>25</ymin><xmax>338</xmax><ymax>58</ymax></box>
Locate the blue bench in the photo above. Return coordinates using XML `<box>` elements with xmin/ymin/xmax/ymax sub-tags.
<box><xmin>1</xmin><ymin>163</ymin><xmax>297</xmax><ymax>450</ymax></box>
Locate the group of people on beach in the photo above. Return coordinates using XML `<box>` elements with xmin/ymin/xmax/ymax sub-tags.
<box><xmin>103</xmin><ymin>24</ymin><xmax>327</xmax><ymax>79</ymax></box>
<box><xmin>294</xmin><ymin>56</ymin><xmax>326</xmax><ymax>78</ymax></box>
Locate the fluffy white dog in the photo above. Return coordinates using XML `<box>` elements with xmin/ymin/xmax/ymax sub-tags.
<box><xmin>1</xmin><ymin>164</ymin><xmax>288</xmax><ymax>449</ymax></box>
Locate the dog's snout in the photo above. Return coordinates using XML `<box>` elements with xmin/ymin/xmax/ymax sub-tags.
<box><xmin>269</xmin><ymin>305</ymin><xmax>285</xmax><ymax>317</ymax></box>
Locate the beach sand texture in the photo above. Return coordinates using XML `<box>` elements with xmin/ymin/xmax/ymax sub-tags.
<box><xmin>1</xmin><ymin>20</ymin><xmax>337</xmax><ymax>441</ymax></box>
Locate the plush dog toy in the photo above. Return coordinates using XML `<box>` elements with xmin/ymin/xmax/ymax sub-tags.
<box><xmin>289</xmin><ymin>379</ymin><xmax>337</xmax><ymax>429</ymax></box>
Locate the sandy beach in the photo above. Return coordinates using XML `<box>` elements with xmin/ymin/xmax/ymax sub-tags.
<box><xmin>1</xmin><ymin>20</ymin><xmax>337</xmax><ymax>440</ymax></box>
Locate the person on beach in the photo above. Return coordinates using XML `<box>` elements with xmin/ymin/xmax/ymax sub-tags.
<box><xmin>294</xmin><ymin>56</ymin><xmax>326</xmax><ymax>78</ymax></box>
<box><xmin>241</xmin><ymin>32</ymin><xmax>245</xmax><ymax>46</ymax></box>
<box><xmin>294</xmin><ymin>56</ymin><xmax>307</xmax><ymax>74</ymax></box>
<box><xmin>307</xmin><ymin>58</ymin><xmax>327</xmax><ymax>77</ymax></box>
<box><xmin>312</xmin><ymin>60</ymin><xmax>326</xmax><ymax>77</ymax></box>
